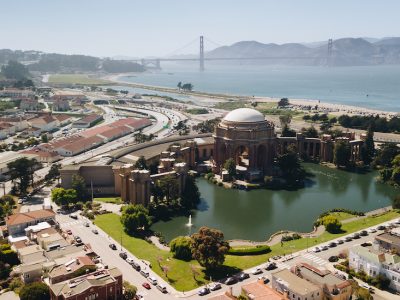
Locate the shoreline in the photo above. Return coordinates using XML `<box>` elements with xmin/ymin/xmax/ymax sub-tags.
<box><xmin>103</xmin><ymin>73</ymin><xmax>398</xmax><ymax>117</ymax></box>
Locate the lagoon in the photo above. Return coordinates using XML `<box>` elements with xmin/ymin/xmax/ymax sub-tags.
<box><xmin>151</xmin><ymin>164</ymin><xmax>398</xmax><ymax>242</ymax></box>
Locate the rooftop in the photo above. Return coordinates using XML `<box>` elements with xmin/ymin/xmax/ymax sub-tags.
<box><xmin>49</xmin><ymin>256</ymin><xmax>95</xmax><ymax>279</ymax></box>
<box><xmin>272</xmin><ymin>268</ymin><xmax>320</xmax><ymax>295</ymax></box>
<box><xmin>6</xmin><ymin>209</ymin><xmax>55</xmax><ymax>226</ymax></box>
<box><xmin>242</xmin><ymin>280</ymin><xmax>289</xmax><ymax>300</ymax></box>
<box><xmin>223</xmin><ymin>108</ymin><xmax>265</xmax><ymax>123</ymax></box>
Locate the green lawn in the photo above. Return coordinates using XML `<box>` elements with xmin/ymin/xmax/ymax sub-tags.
<box><xmin>48</xmin><ymin>74</ymin><xmax>111</xmax><ymax>85</ymax></box>
<box><xmin>329</xmin><ymin>212</ymin><xmax>357</xmax><ymax>221</ymax></box>
<box><xmin>94</xmin><ymin>197</ymin><xmax>122</xmax><ymax>204</ymax></box>
<box><xmin>94</xmin><ymin>210</ymin><xmax>400</xmax><ymax>291</ymax></box>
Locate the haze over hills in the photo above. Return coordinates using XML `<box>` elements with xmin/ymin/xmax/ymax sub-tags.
<box><xmin>204</xmin><ymin>37</ymin><xmax>400</xmax><ymax>66</ymax></box>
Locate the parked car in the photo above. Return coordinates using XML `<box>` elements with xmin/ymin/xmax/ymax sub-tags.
<box><xmin>210</xmin><ymin>283</ymin><xmax>221</xmax><ymax>291</ymax></box>
<box><xmin>157</xmin><ymin>284</ymin><xmax>167</xmax><ymax>293</ymax></box>
<box><xmin>126</xmin><ymin>258</ymin><xmax>134</xmax><ymax>264</ymax></box>
<box><xmin>132</xmin><ymin>262</ymin><xmax>141</xmax><ymax>271</ymax></box>
<box><xmin>92</xmin><ymin>229</ymin><xmax>98</xmax><ymax>234</ymax></box>
<box><xmin>360</xmin><ymin>230</ymin><xmax>368</xmax><ymax>236</ymax></box>
<box><xmin>140</xmin><ymin>270</ymin><xmax>149</xmax><ymax>278</ymax></box>
<box><xmin>368</xmin><ymin>228</ymin><xmax>377</xmax><ymax>233</ymax></box>
<box><xmin>251</xmin><ymin>268</ymin><xmax>262</xmax><ymax>275</ymax></box>
<box><xmin>74</xmin><ymin>236</ymin><xmax>82</xmax><ymax>243</ymax></box>
<box><xmin>352</xmin><ymin>233</ymin><xmax>361</xmax><ymax>239</ymax></box>
<box><xmin>83</xmin><ymin>222</ymin><xmax>89</xmax><ymax>227</ymax></box>
<box><xmin>337</xmin><ymin>239</ymin><xmax>344</xmax><ymax>244</ymax></box>
<box><xmin>70</xmin><ymin>214</ymin><xmax>78</xmax><ymax>219</ymax></box>
<box><xmin>142</xmin><ymin>282</ymin><xmax>151</xmax><ymax>290</ymax></box>
<box><xmin>321</xmin><ymin>246</ymin><xmax>329</xmax><ymax>251</ymax></box>
<box><xmin>224</xmin><ymin>277</ymin><xmax>238</xmax><ymax>285</ymax></box>
<box><xmin>328</xmin><ymin>242</ymin><xmax>337</xmax><ymax>248</ymax></box>
<box><xmin>377</xmin><ymin>225</ymin><xmax>386</xmax><ymax>230</ymax></box>
<box><xmin>345</xmin><ymin>236</ymin><xmax>353</xmax><ymax>242</ymax></box>
<box><xmin>239</xmin><ymin>273</ymin><xmax>250</xmax><ymax>281</ymax></box>
<box><xmin>329</xmin><ymin>256</ymin><xmax>339</xmax><ymax>262</ymax></box>
<box><xmin>148</xmin><ymin>276</ymin><xmax>157</xmax><ymax>285</ymax></box>
<box><xmin>109</xmin><ymin>243</ymin><xmax>117</xmax><ymax>250</ymax></box>
<box><xmin>198</xmin><ymin>287</ymin><xmax>210</xmax><ymax>296</ymax></box>
<box><xmin>265</xmin><ymin>262</ymin><xmax>277</xmax><ymax>270</ymax></box>
<box><xmin>313</xmin><ymin>247</ymin><xmax>321</xmax><ymax>253</ymax></box>
<box><xmin>119</xmin><ymin>252</ymin><xmax>127</xmax><ymax>259</ymax></box>
<box><xmin>257</xmin><ymin>276</ymin><xmax>269</xmax><ymax>284</ymax></box>
<box><xmin>66</xmin><ymin>229</ymin><xmax>72</xmax><ymax>235</ymax></box>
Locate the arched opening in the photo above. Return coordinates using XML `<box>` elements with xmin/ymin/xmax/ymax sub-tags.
<box><xmin>235</xmin><ymin>145</ymin><xmax>250</xmax><ymax>168</ymax></box>
<box><xmin>219</xmin><ymin>143</ymin><xmax>227</xmax><ymax>166</ymax></box>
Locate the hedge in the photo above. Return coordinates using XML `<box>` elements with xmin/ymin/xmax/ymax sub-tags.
<box><xmin>228</xmin><ymin>245</ymin><xmax>271</xmax><ymax>256</ymax></box>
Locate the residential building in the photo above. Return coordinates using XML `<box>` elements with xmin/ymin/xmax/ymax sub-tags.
<box><xmin>37</xmin><ymin>231</ymin><xmax>69</xmax><ymax>251</ymax></box>
<box><xmin>29</xmin><ymin>115</ymin><xmax>60</xmax><ymax>132</ymax></box>
<box><xmin>207</xmin><ymin>290</ymin><xmax>237</xmax><ymax>300</ymax></box>
<box><xmin>72</xmin><ymin>114</ymin><xmax>103</xmax><ymax>128</ymax></box>
<box><xmin>292</xmin><ymin>263</ymin><xmax>352</xmax><ymax>300</ymax></box>
<box><xmin>22</xmin><ymin>148</ymin><xmax>62</xmax><ymax>163</ymax></box>
<box><xmin>49</xmin><ymin>256</ymin><xmax>96</xmax><ymax>284</ymax></box>
<box><xmin>375</xmin><ymin>229</ymin><xmax>400</xmax><ymax>253</ymax></box>
<box><xmin>0</xmin><ymin>122</ymin><xmax>16</xmax><ymax>139</ymax></box>
<box><xmin>5</xmin><ymin>209</ymin><xmax>56</xmax><ymax>236</ymax></box>
<box><xmin>54</xmin><ymin>114</ymin><xmax>74</xmax><ymax>126</ymax></box>
<box><xmin>20</xmin><ymin>98</ymin><xmax>39</xmax><ymax>111</ymax></box>
<box><xmin>349</xmin><ymin>244</ymin><xmax>400</xmax><ymax>292</ymax></box>
<box><xmin>242</xmin><ymin>279</ymin><xmax>289</xmax><ymax>300</ymax></box>
<box><xmin>53</xmin><ymin>98</ymin><xmax>70</xmax><ymax>111</ymax></box>
<box><xmin>49</xmin><ymin>267</ymin><xmax>123</xmax><ymax>300</ymax></box>
<box><xmin>272</xmin><ymin>269</ymin><xmax>322</xmax><ymax>300</ymax></box>
<box><xmin>0</xmin><ymin>116</ymin><xmax>30</xmax><ymax>131</ymax></box>
<box><xmin>0</xmin><ymin>88</ymin><xmax>34</xmax><ymax>99</ymax></box>
<box><xmin>17</xmin><ymin>244</ymin><xmax>46</xmax><ymax>265</ymax></box>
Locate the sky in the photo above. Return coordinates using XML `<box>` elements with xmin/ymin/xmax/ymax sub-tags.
<box><xmin>1</xmin><ymin>0</ymin><xmax>400</xmax><ymax>58</ymax></box>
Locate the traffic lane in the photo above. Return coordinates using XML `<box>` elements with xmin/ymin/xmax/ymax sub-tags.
<box><xmin>57</xmin><ymin>215</ymin><xmax>174</xmax><ymax>300</ymax></box>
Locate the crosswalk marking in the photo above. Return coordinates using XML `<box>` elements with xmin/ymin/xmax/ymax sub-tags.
<box><xmin>276</xmin><ymin>262</ymin><xmax>291</xmax><ymax>269</ymax></box>
<box><xmin>302</xmin><ymin>253</ymin><xmax>328</xmax><ymax>266</ymax></box>
<box><xmin>59</xmin><ymin>220</ymin><xmax>83</xmax><ymax>227</ymax></box>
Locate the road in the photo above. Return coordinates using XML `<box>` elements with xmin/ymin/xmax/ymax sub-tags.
<box><xmin>51</xmin><ymin>207</ymin><xmax>400</xmax><ymax>300</ymax></box>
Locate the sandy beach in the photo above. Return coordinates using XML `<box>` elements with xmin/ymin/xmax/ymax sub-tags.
<box><xmin>103</xmin><ymin>73</ymin><xmax>399</xmax><ymax>118</ymax></box>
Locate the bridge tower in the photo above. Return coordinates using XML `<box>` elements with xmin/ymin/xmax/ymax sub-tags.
<box><xmin>200</xmin><ymin>36</ymin><xmax>205</xmax><ymax>71</ymax></box>
<box><xmin>327</xmin><ymin>38</ymin><xmax>333</xmax><ymax>66</ymax></box>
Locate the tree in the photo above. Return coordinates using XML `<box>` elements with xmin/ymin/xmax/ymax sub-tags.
<box><xmin>51</xmin><ymin>188</ymin><xmax>77</xmax><ymax>207</ymax></box>
<box><xmin>157</xmin><ymin>175</ymin><xmax>179</xmax><ymax>202</ymax></box>
<box><xmin>374</xmin><ymin>144</ymin><xmax>400</xmax><ymax>167</ymax></box>
<box><xmin>224</xmin><ymin>158</ymin><xmax>236</xmax><ymax>180</ymax></box>
<box><xmin>1</xmin><ymin>60</ymin><xmax>31</xmax><ymax>80</ymax></box>
<box><xmin>321</xmin><ymin>215</ymin><xmax>342</xmax><ymax>233</ymax></box>
<box><xmin>7</xmin><ymin>157</ymin><xmax>40</xmax><ymax>194</ymax></box>
<box><xmin>301</xmin><ymin>126</ymin><xmax>319</xmax><ymax>138</ymax></box>
<box><xmin>19</xmin><ymin>282</ymin><xmax>50</xmax><ymax>300</ymax></box>
<box><xmin>277</xmin><ymin>145</ymin><xmax>306</xmax><ymax>182</ymax></box>
<box><xmin>120</xmin><ymin>204</ymin><xmax>152</xmax><ymax>234</ymax></box>
<box><xmin>181</xmin><ymin>83</ymin><xmax>193</xmax><ymax>91</ymax></box>
<box><xmin>360</xmin><ymin>126</ymin><xmax>375</xmax><ymax>165</ymax></box>
<box><xmin>180</xmin><ymin>175</ymin><xmax>200</xmax><ymax>209</ymax></box>
<box><xmin>41</xmin><ymin>134</ymin><xmax>48</xmax><ymax>143</ymax></box>
<box><xmin>278</xmin><ymin>98</ymin><xmax>289</xmax><ymax>107</ymax></box>
<box><xmin>170</xmin><ymin>236</ymin><xmax>192</xmax><ymax>261</ymax></box>
<box><xmin>134</xmin><ymin>156</ymin><xmax>147</xmax><ymax>170</ymax></box>
<box><xmin>334</xmin><ymin>141</ymin><xmax>351</xmax><ymax>167</ymax></box>
<box><xmin>281</xmin><ymin>124</ymin><xmax>296</xmax><ymax>137</ymax></box>
<box><xmin>190</xmin><ymin>226</ymin><xmax>230</xmax><ymax>270</ymax></box>
<box><xmin>45</xmin><ymin>163</ymin><xmax>61</xmax><ymax>182</ymax></box>
<box><xmin>279</xmin><ymin>114</ymin><xmax>292</xmax><ymax>128</ymax></box>
<box><xmin>177</xmin><ymin>82</ymin><xmax>182</xmax><ymax>90</ymax></box>
<box><xmin>71</xmin><ymin>174</ymin><xmax>88</xmax><ymax>202</ymax></box>
<box><xmin>123</xmin><ymin>281</ymin><xmax>137</xmax><ymax>300</ymax></box>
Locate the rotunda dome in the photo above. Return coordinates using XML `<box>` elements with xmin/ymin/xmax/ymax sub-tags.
<box><xmin>223</xmin><ymin>108</ymin><xmax>265</xmax><ymax>123</ymax></box>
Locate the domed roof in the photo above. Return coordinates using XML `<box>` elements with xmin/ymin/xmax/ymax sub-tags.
<box><xmin>223</xmin><ymin>108</ymin><xmax>265</xmax><ymax>123</ymax></box>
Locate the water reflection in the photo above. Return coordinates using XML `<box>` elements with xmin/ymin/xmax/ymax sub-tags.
<box><xmin>151</xmin><ymin>164</ymin><xmax>397</xmax><ymax>241</ymax></box>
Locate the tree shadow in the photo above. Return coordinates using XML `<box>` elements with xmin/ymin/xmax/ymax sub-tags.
<box><xmin>203</xmin><ymin>265</ymin><xmax>243</xmax><ymax>282</ymax></box>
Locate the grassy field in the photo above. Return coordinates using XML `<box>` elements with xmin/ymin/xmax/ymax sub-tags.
<box><xmin>94</xmin><ymin>210</ymin><xmax>400</xmax><ymax>291</ymax></box>
<box><xmin>48</xmin><ymin>74</ymin><xmax>112</xmax><ymax>85</ymax></box>
<box><xmin>94</xmin><ymin>197</ymin><xmax>122</xmax><ymax>204</ymax></box>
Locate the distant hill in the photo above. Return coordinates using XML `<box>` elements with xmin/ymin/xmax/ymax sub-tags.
<box><xmin>204</xmin><ymin>37</ymin><xmax>400</xmax><ymax>66</ymax></box>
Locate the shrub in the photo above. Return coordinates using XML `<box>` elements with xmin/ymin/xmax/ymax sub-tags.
<box><xmin>321</xmin><ymin>215</ymin><xmax>342</xmax><ymax>233</ymax></box>
<box><xmin>170</xmin><ymin>236</ymin><xmax>192</xmax><ymax>261</ymax></box>
<box><xmin>228</xmin><ymin>245</ymin><xmax>271</xmax><ymax>256</ymax></box>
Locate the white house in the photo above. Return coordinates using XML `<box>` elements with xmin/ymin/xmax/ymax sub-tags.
<box><xmin>349</xmin><ymin>244</ymin><xmax>400</xmax><ymax>292</ymax></box>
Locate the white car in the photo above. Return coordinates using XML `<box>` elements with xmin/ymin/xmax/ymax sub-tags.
<box><xmin>251</xmin><ymin>267</ymin><xmax>262</xmax><ymax>275</ymax></box>
<box><xmin>126</xmin><ymin>257</ymin><xmax>134</xmax><ymax>264</ymax></box>
<box><xmin>148</xmin><ymin>276</ymin><xmax>158</xmax><ymax>285</ymax></box>
<box><xmin>313</xmin><ymin>247</ymin><xmax>321</xmax><ymax>253</ymax></box>
<box><xmin>368</xmin><ymin>228</ymin><xmax>377</xmax><ymax>233</ymax></box>
<box><xmin>209</xmin><ymin>283</ymin><xmax>221</xmax><ymax>291</ymax></box>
